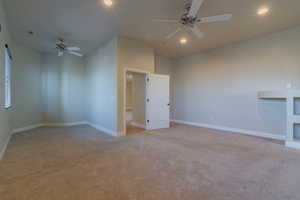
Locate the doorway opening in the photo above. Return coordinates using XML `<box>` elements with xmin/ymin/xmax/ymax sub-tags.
<box><xmin>125</xmin><ymin>71</ymin><xmax>147</xmax><ymax>135</ymax></box>
<box><xmin>123</xmin><ymin>69</ymin><xmax>171</xmax><ymax>136</ymax></box>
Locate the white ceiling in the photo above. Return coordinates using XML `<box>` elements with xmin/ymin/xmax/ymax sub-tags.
<box><xmin>3</xmin><ymin>0</ymin><xmax>300</xmax><ymax>57</ymax></box>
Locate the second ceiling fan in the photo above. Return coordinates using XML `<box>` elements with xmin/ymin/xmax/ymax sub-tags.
<box><xmin>153</xmin><ymin>0</ymin><xmax>233</xmax><ymax>40</ymax></box>
<box><xmin>56</xmin><ymin>39</ymin><xmax>83</xmax><ymax>57</ymax></box>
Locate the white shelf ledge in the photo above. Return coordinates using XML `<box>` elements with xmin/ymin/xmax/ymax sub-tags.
<box><xmin>286</xmin><ymin>140</ymin><xmax>300</xmax><ymax>150</ymax></box>
<box><xmin>258</xmin><ymin>89</ymin><xmax>300</xmax><ymax>150</ymax></box>
<box><xmin>258</xmin><ymin>90</ymin><xmax>300</xmax><ymax>99</ymax></box>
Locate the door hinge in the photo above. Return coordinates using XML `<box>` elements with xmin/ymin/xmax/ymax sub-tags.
<box><xmin>147</xmin><ymin>78</ymin><xmax>149</xmax><ymax>82</ymax></box>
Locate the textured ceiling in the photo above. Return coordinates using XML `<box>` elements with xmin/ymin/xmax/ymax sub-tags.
<box><xmin>3</xmin><ymin>0</ymin><xmax>300</xmax><ymax>57</ymax></box>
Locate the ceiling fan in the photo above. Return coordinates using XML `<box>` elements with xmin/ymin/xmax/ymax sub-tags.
<box><xmin>56</xmin><ymin>39</ymin><xmax>83</xmax><ymax>57</ymax></box>
<box><xmin>153</xmin><ymin>0</ymin><xmax>233</xmax><ymax>40</ymax></box>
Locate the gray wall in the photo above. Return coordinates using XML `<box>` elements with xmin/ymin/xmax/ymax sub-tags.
<box><xmin>85</xmin><ymin>38</ymin><xmax>118</xmax><ymax>135</ymax></box>
<box><xmin>12</xmin><ymin>43</ymin><xmax>43</xmax><ymax>129</ymax></box>
<box><xmin>118</xmin><ymin>37</ymin><xmax>155</xmax><ymax>73</ymax></box>
<box><xmin>173</xmin><ymin>27</ymin><xmax>300</xmax><ymax>137</ymax></box>
<box><xmin>42</xmin><ymin>54</ymin><xmax>85</xmax><ymax>123</ymax></box>
<box><xmin>155</xmin><ymin>55</ymin><xmax>174</xmax><ymax>118</ymax></box>
<box><xmin>41</xmin><ymin>54</ymin><xmax>62</xmax><ymax>122</ymax></box>
<box><xmin>0</xmin><ymin>0</ymin><xmax>12</xmax><ymax>156</ymax></box>
<box><xmin>155</xmin><ymin>55</ymin><xmax>173</xmax><ymax>75</ymax></box>
<box><xmin>60</xmin><ymin>54</ymin><xmax>85</xmax><ymax>123</ymax></box>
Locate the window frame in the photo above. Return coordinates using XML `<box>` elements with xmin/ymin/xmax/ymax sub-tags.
<box><xmin>4</xmin><ymin>44</ymin><xmax>12</xmax><ymax>109</ymax></box>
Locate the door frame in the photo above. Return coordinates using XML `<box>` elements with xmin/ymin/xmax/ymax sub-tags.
<box><xmin>123</xmin><ymin>68</ymin><xmax>150</xmax><ymax>136</ymax></box>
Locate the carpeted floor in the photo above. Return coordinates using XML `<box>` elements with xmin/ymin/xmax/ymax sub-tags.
<box><xmin>1</xmin><ymin>124</ymin><xmax>300</xmax><ymax>200</ymax></box>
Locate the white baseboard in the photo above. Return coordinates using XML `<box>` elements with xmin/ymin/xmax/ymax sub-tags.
<box><xmin>1</xmin><ymin>121</ymin><xmax>117</xmax><ymax>160</ymax></box>
<box><xmin>43</xmin><ymin>121</ymin><xmax>88</xmax><ymax>127</ymax></box>
<box><xmin>12</xmin><ymin>122</ymin><xmax>88</xmax><ymax>134</ymax></box>
<box><xmin>11</xmin><ymin>121</ymin><xmax>118</xmax><ymax>137</ymax></box>
<box><xmin>130</xmin><ymin>121</ymin><xmax>145</xmax><ymax>129</ymax></box>
<box><xmin>0</xmin><ymin>134</ymin><xmax>11</xmax><ymax>160</ymax></box>
<box><xmin>286</xmin><ymin>141</ymin><xmax>300</xmax><ymax>149</ymax></box>
<box><xmin>86</xmin><ymin>122</ymin><xmax>118</xmax><ymax>137</ymax></box>
<box><xmin>171</xmin><ymin>119</ymin><xmax>286</xmax><ymax>141</ymax></box>
<box><xmin>12</xmin><ymin>124</ymin><xmax>44</xmax><ymax>135</ymax></box>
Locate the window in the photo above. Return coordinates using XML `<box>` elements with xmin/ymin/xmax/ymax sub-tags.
<box><xmin>4</xmin><ymin>45</ymin><xmax>12</xmax><ymax>109</ymax></box>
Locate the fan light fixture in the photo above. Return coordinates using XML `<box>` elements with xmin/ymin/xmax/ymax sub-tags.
<box><xmin>257</xmin><ymin>7</ymin><xmax>270</xmax><ymax>16</ymax></box>
<box><xmin>152</xmin><ymin>0</ymin><xmax>233</xmax><ymax>41</ymax></box>
<box><xmin>103</xmin><ymin>0</ymin><xmax>113</xmax><ymax>7</ymax></box>
<box><xmin>180</xmin><ymin>38</ymin><xmax>187</xmax><ymax>44</ymax></box>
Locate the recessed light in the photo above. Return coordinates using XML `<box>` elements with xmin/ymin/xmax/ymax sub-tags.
<box><xmin>257</xmin><ymin>7</ymin><xmax>270</xmax><ymax>16</ymax></box>
<box><xmin>103</xmin><ymin>0</ymin><xmax>113</xmax><ymax>7</ymax></box>
<box><xmin>180</xmin><ymin>37</ymin><xmax>187</xmax><ymax>44</ymax></box>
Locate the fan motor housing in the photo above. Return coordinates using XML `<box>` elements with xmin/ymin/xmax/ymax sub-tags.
<box><xmin>181</xmin><ymin>2</ymin><xmax>197</xmax><ymax>27</ymax></box>
<box><xmin>57</xmin><ymin>43</ymin><xmax>66</xmax><ymax>50</ymax></box>
<box><xmin>180</xmin><ymin>16</ymin><xmax>197</xmax><ymax>27</ymax></box>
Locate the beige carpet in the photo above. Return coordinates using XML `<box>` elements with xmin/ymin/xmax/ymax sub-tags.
<box><xmin>126</xmin><ymin>124</ymin><xmax>145</xmax><ymax>135</ymax></box>
<box><xmin>1</xmin><ymin>124</ymin><xmax>300</xmax><ymax>200</ymax></box>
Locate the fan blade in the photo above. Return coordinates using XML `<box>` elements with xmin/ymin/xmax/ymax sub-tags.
<box><xmin>198</xmin><ymin>14</ymin><xmax>232</xmax><ymax>23</ymax></box>
<box><xmin>58</xmin><ymin>51</ymin><xmax>64</xmax><ymax>57</ymax></box>
<box><xmin>188</xmin><ymin>0</ymin><xmax>205</xmax><ymax>18</ymax></box>
<box><xmin>66</xmin><ymin>46</ymin><xmax>80</xmax><ymax>51</ymax></box>
<box><xmin>68</xmin><ymin>51</ymin><xmax>83</xmax><ymax>57</ymax></box>
<box><xmin>191</xmin><ymin>26</ymin><xmax>204</xmax><ymax>39</ymax></box>
<box><xmin>166</xmin><ymin>27</ymin><xmax>182</xmax><ymax>39</ymax></box>
<box><xmin>152</xmin><ymin>19</ymin><xmax>178</xmax><ymax>23</ymax></box>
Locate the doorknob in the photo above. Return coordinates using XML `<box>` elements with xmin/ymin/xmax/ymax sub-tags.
<box><xmin>167</xmin><ymin>103</ymin><xmax>170</xmax><ymax>106</ymax></box>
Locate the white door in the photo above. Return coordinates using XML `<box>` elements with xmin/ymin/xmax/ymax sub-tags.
<box><xmin>146</xmin><ymin>74</ymin><xmax>170</xmax><ymax>130</ymax></box>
